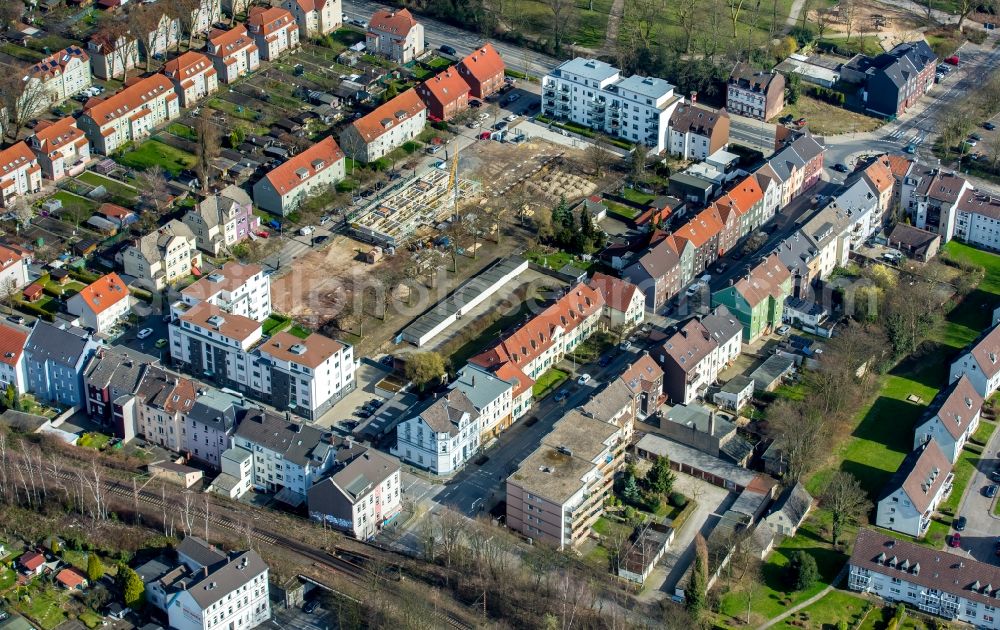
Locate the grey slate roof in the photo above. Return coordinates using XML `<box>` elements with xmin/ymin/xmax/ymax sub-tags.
<box><xmin>134</xmin><ymin>220</ymin><xmax>195</xmax><ymax>264</ymax></box>
<box><xmin>551</xmin><ymin>57</ymin><xmax>619</xmax><ymax>82</ymax></box>
<box><xmin>176</xmin><ymin>536</ymin><xmax>226</xmax><ymax>569</ymax></box>
<box><xmin>84</xmin><ymin>346</ymin><xmax>155</xmax><ymax>393</ymax></box>
<box><xmin>25</xmin><ymin>321</ymin><xmax>94</xmax><ymax>367</ymax></box>
<box><xmin>192</xmin><ymin>185</ymin><xmax>252</xmax><ymax>229</ymax></box>
<box><xmin>772</xmin><ymin>231</ymin><xmax>818</xmax><ymax>279</ymax></box>
<box><xmin>664</xmin><ymin>404</ymin><xmax>734</xmax><ymax>439</ymax></box>
<box><xmin>721</xmin><ymin>375</ymin><xmax>754</xmax><ymax>394</ymax></box>
<box><xmin>721</xmin><ymin>434</ymin><xmax>755</xmax><ymax>464</ymax></box>
<box><xmin>330</xmin><ymin>448</ymin><xmax>400</xmax><ymax>501</ymax></box>
<box><xmin>169</xmin><ymin>538</ymin><xmax>267</xmax><ymax>609</ymax></box>
<box><xmin>769</xmin><ymin>481</ymin><xmax>812</xmax><ymax>527</ymax></box>
<box><xmin>234</xmin><ymin>409</ymin><xmax>331</xmax><ymax>467</ymax></box>
<box><xmin>450</xmin><ymin>364</ymin><xmax>513</xmax><ymax>413</ymax></box>
<box><xmin>415</xmin><ymin>389</ymin><xmax>477</xmax><ymax>436</ymax></box>
<box><xmin>579</xmin><ymin>378</ymin><xmax>634</xmax><ymax>422</ymax></box>
<box><xmin>701</xmin><ymin>305</ymin><xmax>742</xmax><ymax>345</ymax></box>
<box><xmin>613</xmin><ymin>74</ymin><xmax>675</xmax><ymax>100</ymax></box>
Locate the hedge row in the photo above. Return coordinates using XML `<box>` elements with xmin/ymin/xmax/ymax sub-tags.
<box><xmin>809</xmin><ymin>86</ymin><xmax>846</xmax><ymax>106</ymax></box>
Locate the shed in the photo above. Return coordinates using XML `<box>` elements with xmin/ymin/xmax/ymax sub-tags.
<box><xmin>22</xmin><ymin>282</ymin><xmax>44</xmax><ymax>302</ymax></box>
<box><xmin>50</xmin><ymin>268</ymin><xmax>70</xmax><ymax>285</ymax></box>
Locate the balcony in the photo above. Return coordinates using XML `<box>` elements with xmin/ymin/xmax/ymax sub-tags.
<box><xmin>544</xmin><ymin>89</ymin><xmax>555</xmax><ymax>97</ymax></box>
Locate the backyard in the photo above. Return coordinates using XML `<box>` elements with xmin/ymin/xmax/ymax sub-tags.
<box><xmin>777</xmin><ymin>95</ymin><xmax>884</xmax><ymax>135</ymax></box>
<box><xmin>116</xmin><ymin>140</ymin><xmax>196</xmax><ymax>176</ymax></box>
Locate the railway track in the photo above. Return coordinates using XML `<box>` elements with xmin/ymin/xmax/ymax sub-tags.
<box><xmin>45</xmin><ymin>468</ymin><xmax>473</xmax><ymax>629</ymax></box>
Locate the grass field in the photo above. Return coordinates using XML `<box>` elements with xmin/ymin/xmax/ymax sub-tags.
<box><xmin>117</xmin><ymin>140</ymin><xmax>196</xmax><ymax>176</ymax></box>
<box><xmin>78</xmin><ymin>432</ymin><xmax>111</xmax><ymax>450</ymax></box>
<box><xmin>777</xmin><ymin>96</ymin><xmax>885</xmax><ymax>135</ymax></box>
<box><xmin>771</xmin><ymin>590</ymin><xmax>870</xmax><ymax>630</ymax></box>
<box><xmin>50</xmin><ymin>191</ymin><xmax>98</xmax><ymax>224</ymax></box>
<box><xmin>620</xmin><ymin>188</ymin><xmax>656</xmax><ymax>206</ymax></box>
<box><xmin>77</xmin><ymin>171</ymin><xmax>138</xmax><ymax>201</ymax></box>
<box><xmin>972</xmin><ymin>419</ymin><xmax>997</xmax><ymax>445</ymax></box>
<box><xmin>17</xmin><ymin>584</ymin><xmax>67</xmax><ymax>629</ymax></box>
<box><xmin>533</xmin><ymin>367</ymin><xmax>569</xmax><ymax>398</ymax></box>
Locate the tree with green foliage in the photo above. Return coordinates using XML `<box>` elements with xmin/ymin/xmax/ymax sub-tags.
<box><xmin>786</xmin><ymin>73</ymin><xmax>801</xmax><ymax>105</ymax></box>
<box><xmin>87</xmin><ymin>554</ymin><xmax>105</xmax><ymax>582</ymax></box>
<box><xmin>121</xmin><ymin>566</ymin><xmax>145</xmax><ymax>609</ymax></box>
<box><xmin>3</xmin><ymin>383</ymin><xmax>16</xmax><ymax>411</ymax></box>
<box><xmin>787</xmin><ymin>550</ymin><xmax>818</xmax><ymax>591</ymax></box>
<box><xmin>404</xmin><ymin>352</ymin><xmax>447</xmax><ymax>392</ymax></box>
<box><xmin>645</xmin><ymin>456</ymin><xmax>675</xmax><ymax>496</ymax></box>
<box><xmin>229</xmin><ymin>127</ymin><xmax>246</xmax><ymax>149</ymax></box>
<box><xmin>620</xmin><ymin>472</ymin><xmax>641</xmax><ymax>506</ymax></box>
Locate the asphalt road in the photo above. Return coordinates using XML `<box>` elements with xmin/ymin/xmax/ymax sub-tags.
<box><xmin>952</xmin><ymin>424</ymin><xmax>1000</xmax><ymax>566</ymax></box>
<box><xmin>342</xmin><ymin>0</ymin><xmax>561</xmax><ymax>77</ymax></box>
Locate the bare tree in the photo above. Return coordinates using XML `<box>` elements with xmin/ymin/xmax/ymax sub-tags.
<box><xmin>843</xmin><ymin>0</ymin><xmax>859</xmax><ymax>43</ymax></box>
<box><xmin>672</xmin><ymin>0</ymin><xmax>699</xmax><ymax>53</ymax></box>
<box><xmin>435</xmin><ymin>508</ymin><xmax>466</xmax><ymax>572</ymax></box>
<box><xmin>0</xmin><ymin>2</ymin><xmax>25</xmax><ymax>33</ymax></box>
<box><xmin>129</xmin><ymin>5</ymin><xmax>169</xmax><ymax>72</ymax></box>
<box><xmin>587</xmin><ymin>134</ymin><xmax>613</xmax><ymax>177</ymax></box>
<box><xmin>136</xmin><ymin>166</ymin><xmax>169</xmax><ymax>216</ymax></box>
<box><xmin>194</xmin><ymin>109</ymin><xmax>220</xmax><ymax>191</ymax></box>
<box><xmin>181</xmin><ymin>492</ymin><xmax>196</xmax><ymax>535</ymax></box>
<box><xmin>726</xmin><ymin>0</ymin><xmax>748</xmax><ymax>37</ymax></box>
<box><xmin>229</xmin><ymin>0</ymin><xmax>254</xmax><ymax>24</ymax></box>
<box><xmin>821</xmin><ymin>471</ymin><xmax>871</xmax><ymax>548</ymax></box>
<box><xmin>0</xmin><ymin>68</ymin><xmax>49</xmax><ymax>140</ymax></box>
<box><xmin>957</xmin><ymin>0</ymin><xmax>997</xmax><ymax>29</ymax></box>
<box><xmin>11</xmin><ymin>200</ymin><xmax>33</xmax><ymax>234</ymax></box>
<box><xmin>544</xmin><ymin>0</ymin><xmax>578</xmax><ymax>54</ymax></box>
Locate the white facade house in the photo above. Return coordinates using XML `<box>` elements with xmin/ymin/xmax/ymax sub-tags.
<box><xmin>281</xmin><ymin>0</ymin><xmax>342</xmax><ymax>38</ymax></box>
<box><xmin>183</xmin><ymin>185</ymin><xmax>259</xmax><ymax>256</ymax></box>
<box><xmin>0</xmin><ymin>322</ymin><xmax>28</xmax><ymax>395</ymax></box>
<box><xmin>142</xmin><ymin>13</ymin><xmax>182</xmax><ymax>59</ymax></box>
<box><xmin>232</xmin><ymin>409</ymin><xmax>336</xmax><ymax>498</ymax></box>
<box><xmin>207</xmin><ymin>25</ymin><xmax>260</xmax><ymax>84</ymax></box>
<box><xmin>913</xmin><ymin>374</ymin><xmax>983</xmax><ymax>464</ymax></box>
<box><xmin>152</xmin><ymin>537</ymin><xmax>270</xmax><ymax>630</ymax></box>
<box><xmin>210</xmin><ymin>447</ymin><xmax>254</xmax><ymax>499</ymax></box>
<box><xmin>308</xmin><ymin>447</ymin><xmax>402</xmax><ymax>540</ymax></box>
<box><xmin>391</xmin><ymin>389</ymin><xmax>480</xmax><ymax>475</ymax></box>
<box><xmin>849</xmin><ymin>528</ymin><xmax>1000</xmax><ymax>629</ymax></box>
<box><xmin>339</xmin><ymin>90</ymin><xmax>427</xmax><ymax>163</ymax></box>
<box><xmin>86</xmin><ymin>34</ymin><xmax>139</xmax><ymax>81</ymax></box>
<box><xmin>875</xmin><ymin>440</ymin><xmax>953</xmax><ymax>538</ymax></box>
<box><xmin>121</xmin><ymin>220</ymin><xmax>202</xmax><ymax>291</ymax></box>
<box><xmin>189</xmin><ymin>0</ymin><xmax>223</xmax><ymax>38</ymax></box>
<box><xmin>163</xmin><ymin>51</ymin><xmax>219</xmax><ymax>108</ymax></box>
<box><xmin>176</xmin><ymin>261</ymin><xmax>272</xmax><ymax>323</ymax></box>
<box><xmin>449</xmin><ymin>363</ymin><xmax>513</xmax><ymax>441</ymax></box>
<box><xmin>247</xmin><ymin>7</ymin><xmax>300</xmax><ymax>61</ymax></box>
<box><xmin>27</xmin><ymin>46</ymin><xmax>92</xmax><ymax>109</ymax></box>
<box><xmin>366</xmin><ymin>8</ymin><xmax>424</xmax><ymax>63</ymax></box>
<box><xmin>252</xmin><ymin>137</ymin><xmax>345</xmax><ymax>215</ymax></box>
<box><xmin>541</xmin><ymin>58</ymin><xmax>681</xmax><ymax>153</ymax></box>
<box><xmin>954</xmin><ymin>189</ymin><xmax>1000</xmax><ymax>251</ymax></box>
<box><xmin>0</xmin><ymin>245</ymin><xmax>29</xmax><ymax>293</ymax></box>
<box><xmin>27</xmin><ymin>117</ymin><xmax>91</xmax><ymax>182</ymax></box>
<box><xmin>66</xmin><ymin>273</ymin><xmax>131</xmax><ymax>334</ymax></box>
<box><xmin>0</xmin><ymin>142</ymin><xmax>42</xmax><ymax>207</ymax></box>
<box><xmin>658</xmin><ymin>306</ymin><xmax>743</xmax><ymax>405</ymax></box>
<box><xmin>950</xmin><ymin>322</ymin><xmax>1000</xmax><ymax>399</ymax></box>
<box><xmin>588</xmin><ymin>272</ymin><xmax>645</xmax><ymax>331</ymax></box>
<box><xmin>77</xmin><ymin>74</ymin><xmax>180</xmax><ymax>155</ymax></box>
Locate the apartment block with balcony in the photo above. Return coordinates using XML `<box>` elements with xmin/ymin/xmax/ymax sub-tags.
<box><xmin>253</xmin><ymin>136</ymin><xmax>345</xmax><ymax>215</ymax></box>
<box><xmin>176</xmin><ymin>261</ymin><xmax>271</xmax><ymax>322</ymax></box>
<box><xmin>848</xmin><ymin>528</ymin><xmax>1000</xmax><ymax>628</ymax></box>
<box><xmin>207</xmin><ymin>25</ymin><xmax>260</xmax><ymax>84</ymax></box>
<box><xmin>366</xmin><ymin>8</ymin><xmax>424</xmax><ymax>63</ymax></box>
<box><xmin>950</xmin><ymin>321</ymin><xmax>1000</xmax><ymax>400</ymax></box>
<box><xmin>875</xmin><ymin>439</ymin><xmax>953</xmax><ymax>538</ymax></box>
<box><xmin>506</xmin><ymin>410</ymin><xmax>625</xmax><ymax>549</ymax></box>
<box><xmin>282</xmin><ymin>0</ymin><xmax>342</xmax><ymax>38</ymax></box>
<box><xmin>541</xmin><ymin>58</ymin><xmax>681</xmax><ymax>153</ymax></box>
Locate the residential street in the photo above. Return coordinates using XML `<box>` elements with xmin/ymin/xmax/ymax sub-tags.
<box><xmin>953</xmin><ymin>423</ymin><xmax>1000</xmax><ymax>565</ymax></box>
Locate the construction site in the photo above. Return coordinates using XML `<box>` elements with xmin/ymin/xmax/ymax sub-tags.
<box><xmin>346</xmin><ymin>160</ymin><xmax>481</xmax><ymax>248</ymax></box>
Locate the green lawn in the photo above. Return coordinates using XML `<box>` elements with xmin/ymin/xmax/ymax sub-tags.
<box><xmin>973</xmin><ymin>420</ymin><xmax>997</xmax><ymax>445</ymax></box>
<box><xmin>289</xmin><ymin>324</ymin><xmax>312</xmax><ymax>339</ymax></box>
<box><xmin>17</xmin><ymin>585</ymin><xmax>67</xmax><ymax>630</ymax></box>
<box><xmin>78</xmin><ymin>610</ymin><xmax>104</xmax><ymax>629</ymax></box>
<box><xmin>116</xmin><ymin>140</ymin><xmax>196</xmax><ymax>176</ymax></box>
<box><xmin>50</xmin><ymin>191</ymin><xmax>98</xmax><ymax>224</ymax></box>
<box><xmin>532</xmin><ymin>368</ymin><xmax>569</xmax><ymax>398</ymax></box>
<box><xmin>262</xmin><ymin>314</ymin><xmax>292</xmax><ymax>335</ymax></box>
<box><xmin>620</xmin><ymin>188</ymin><xmax>655</xmax><ymax>206</ymax></box>
<box><xmin>771</xmin><ymin>590</ymin><xmax>871</xmax><ymax>630</ymax></box>
<box><xmin>938</xmin><ymin>447</ymin><xmax>979</xmax><ymax>515</ymax></box>
<box><xmin>166</xmin><ymin>122</ymin><xmax>197</xmax><ymax>141</ymax></box>
<box><xmin>524</xmin><ymin>249</ymin><xmax>592</xmax><ymax>271</ymax></box>
<box><xmin>604</xmin><ymin>200</ymin><xmax>641</xmax><ymax>220</ymax></box>
<box><xmin>78</xmin><ymin>432</ymin><xmax>111</xmax><ymax>450</ymax></box>
<box><xmin>717</xmin><ymin>510</ymin><xmax>850</xmax><ymax>627</ymax></box>
<box><xmin>0</xmin><ymin>42</ymin><xmax>45</xmax><ymax>62</ymax></box>
<box><xmin>0</xmin><ymin>566</ymin><xmax>15</xmax><ymax>589</ymax></box>
<box><xmin>77</xmin><ymin>171</ymin><xmax>138</xmax><ymax>201</ymax></box>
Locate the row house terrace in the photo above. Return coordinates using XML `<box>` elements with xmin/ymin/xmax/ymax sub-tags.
<box><xmin>27</xmin><ymin>46</ymin><xmax>92</xmax><ymax>110</ymax></box>
<box><xmin>78</xmin><ymin>74</ymin><xmax>180</xmax><ymax>155</ymax></box>
<box><xmin>252</xmin><ymin>136</ymin><xmax>345</xmax><ymax>215</ymax></box>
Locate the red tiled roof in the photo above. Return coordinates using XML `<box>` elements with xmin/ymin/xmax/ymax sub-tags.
<box><xmin>368</xmin><ymin>8</ymin><xmax>418</xmax><ymax>36</ymax></box>
<box><xmin>494</xmin><ymin>361</ymin><xmax>533</xmax><ymax>398</ymax></box>
<box><xmin>0</xmin><ymin>244</ymin><xmax>24</xmax><ymax>274</ymax></box>
<box><xmin>31</xmin><ymin>117</ymin><xmax>85</xmax><ymax>153</ymax></box>
<box><xmin>76</xmin><ymin>272</ymin><xmax>129</xmax><ymax>316</ymax></box>
<box><xmin>349</xmin><ymin>89</ymin><xmax>426</xmax><ymax>142</ymax></box>
<box><xmin>863</xmin><ymin>156</ymin><xmax>894</xmax><ymax>194</ymax></box>
<box><xmin>82</xmin><ymin>74</ymin><xmax>176</xmax><ymax>126</ymax></box>
<box><xmin>260</xmin><ymin>330</ymin><xmax>344</xmax><ymax>369</ymax></box>
<box><xmin>22</xmin><ymin>283</ymin><xmax>43</xmax><ymax>300</ymax></box>
<box><xmin>209</xmin><ymin>25</ymin><xmax>257</xmax><ymax>56</ymax></box>
<box><xmin>673</xmin><ymin>206</ymin><xmax>723</xmax><ymax>249</ymax></box>
<box><xmin>885</xmin><ymin>154</ymin><xmax>913</xmax><ymax>179</ymax></box>
<box><xmin>726</xmin><ymin>175</ymin><xmax>763</xmax><ymax>213</ymax></box>
<box><xmin>588</xmin><ymin>272</ymin><xmax>639</xmax><ymax>313</ymax></box>
<box><xmin>56</xmin><ymin>568</ymin><xmax>86</xmax><ymax>589</ymax></box>
<box><xmin>98</xmin><ymin>203</ymin><xmax>133</xmax><ymax>220</ymax></box>
<box><xmin>29</xmin><ymin>46</ymin><xmax>89</xmax><ymax>80</ymax></box>
<box><xmin>733</xmin><ymin>253</ymin><xmax>791</xmax><ymax>306</ymax></box>
<box><xmin>0</xmin><ymin>142</ymin><xmax>37</xmax><ymax>175</ymax></box>
<box><xmin>416</xmin><ymin>68</ymin><xmax>469</xmax><ymax>108</ymax></box>
<box><xmin>264</xmin><ymin>136</ymin><xmax>344</xmax><ymax>195</ymax></box>
<box><xmin>457</xmin><ymin>43</ymin><xmax>504</xmax><ymax>85</ymax></box>
<box><xmin>163</xmin><ymin>51</ymin><xmax>215</xmax><ymax>83</ymax></box>
<box><xmin>248</xmin><ymin>6</ymin><xmax>294</xmax><ymax>36</ymax></box>
<box><xmin>19</xmin><ymin>551</ymin><xmax>44</xmax><ymax>571</ymax></box>
<box><xmin>0</xmin><ymin>323</ymin><xmax>28</xmax><ymax>368</ymax></box>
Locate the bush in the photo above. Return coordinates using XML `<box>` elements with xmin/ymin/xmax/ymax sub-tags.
<box><xmin>786</xmin><ymin>550</ymin><xmax>819</xmax><ymax>591</ymax></box>
<box><xmin>401</xmin><ymin>141</ymin><xmax>420</xmax><ymax>154</ymax></box>
<box><xmin>431</xmin><ymin>121</ymin><xmax>449</xmax><ymax>131</ymax></box>
<box><xmin>69</xmin><ymin>268</ymin><xmax>101</xmax><ymax>284</ymax></box>
<box><xmin>809</xmin><ymin>86</ymin><xmax>846</xmax><ymax>106</ymax></box>
<box><xmin>668</xmin><ymin>492</ymin><xmax>688</xmax><ymax>508</ymax></box>
<box><xmin>131</xmin><ymin>288</ymin><xmax>153</xmax><ymax>303</ymax></box>
<box><xmin>15</xmin><ymin>300</ymin><xmax>54</xmax><ymax>322</ymax></box>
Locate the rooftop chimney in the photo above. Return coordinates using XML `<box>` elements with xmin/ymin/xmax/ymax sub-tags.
<box><xmin>708</xmin><ymin>410</ymin><xmax>716</xmax><ymax>436</ymax></box>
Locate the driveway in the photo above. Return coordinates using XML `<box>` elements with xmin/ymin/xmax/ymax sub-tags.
<box><xmin>639</xmin><ymin>472</ymin><xmax>736</xmax><ymax>600</ymax></box>
<box><xmin>268</xmin><ymin>603</ymin><xmax>334</xmax><ymax>630</ymax></box>
<box><xmin>952</xmin><ymin>424</ymin><xmax>1000</xmax><ymax>565</ymax></box>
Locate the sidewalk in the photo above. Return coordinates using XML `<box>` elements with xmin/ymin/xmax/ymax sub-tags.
<box><xmin>757</xmin><ymin>564</ymin><xmax>849</xmax><ymax>630</ymax></box>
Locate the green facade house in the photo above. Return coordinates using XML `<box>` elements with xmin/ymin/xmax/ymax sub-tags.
<box><xmin>711</xmin><ymin>254</ymin><xmax>792</xmax><ymax>343</ymax></box>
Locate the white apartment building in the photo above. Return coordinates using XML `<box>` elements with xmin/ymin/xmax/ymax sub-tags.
<box><xmin>875</xmin><ymin>440</ymin><xmax>953</xmax><ymax>538</ymax></box>
<box><xmin>950</xmin><ymin>321</ymin><xmax>1000</xmax><ymax>399</ymax></box>
<box><xmin>0</xmin><ymin>322</ymin><xmax>28</xmax><ymax>395</ymax></box>
<box><xmin>252</xmin><ymin>136</ymin><xmax>345</xmax><ymax>215</ymax></box>
<box><xmin>281</xmin><ymin>0</ymin><xmax>341</xmax><ymax>38</ymax></box>
<box><xmin>163</xmin><ymin>51</ymin><xmax>219</xmax><ymax>108</ymax></box>
<box><xmin>66</xmin><ymin>272</ymin><xmax>131</xmax><ymax>334</ymax></box>
<box><xmin>588</xmin><ymin>272</ymin><xmax>645</xmax><ymax>331</ymax></box>
<box><xmin>207</xmin><ymin>25</ymin><xmax>260</xmax><ymax>84</ymax></box>
<box><xmin>913</xmin><ymin>374</ymin><xmax>983</xmax><ymax>463</ymax></box>
<box><xmin>78</xmin><ymin>74</ymin><xmax>180</xmax><ymax>155</ymax></box>
<box><xmin>27</xmin><ymin>46</ymin><xmax>92</xmax><ymax>109</ymax></box>
<box><xmin>121</xmin><ymin>220</ymin><xmax>202</xmax><ymax>291</ymax></box>
<box><xmin>232</xmin><ymin>408</ymin><xmax>336</xmax><ymax>497</ymax></box>
<box><xmin>848</xmin><ymin>528</ymin><xmax>1000</xmax><ymax>629</ymax></box>
<box><xmin>247</xmin><ymin>7</ymin><xmax>299</xmax><ymax>61</ymax></box>
<box><xmin>176</xmin><ymin>261</ymin><xmax>272</xmax><ymax>323</ymax></box>
<box><xmin>366</xmin><ymin>8</ymin><xmax>424</xmax><ymax>63</ymax></box>
<box><xmin>189</xmin><ymin>0</ymin><xmax>223</xmax><ymax>38</ymax></box>
<box><xmin>449</xmin><ymin>363</ymin><xmax>513</xmax><ymax>441</ymax></box>
<box><xmin>28</xmin><ymin>117</ymin><xmax>90</xmax><ymax>181</ymax></box>
<box><xmin>308</xmin><ymin>447</ymin><xmax>402</xmax><ymax>540</ymax></box>
<box><xmin>339</xmin><ymin>89</ymin><xmax>426</xmax><ymax>163</ymax></box>
<box><xmin>541</xmin><ymin>58</ymin><xmax>681</xmax><ymax>153</ymax></box>
<box><xmin>169</xmin><ymin>303</ymin><xmax>355</xmax><ymax>421</ymax></box>
<box><xmin>135</xmin><ymin>367</ymin><xmax>198</xmax><ymax>455</ymax></box>
<box><xmin>86</xmin><ymin>34</ymin><xmax>139</xmax><ymax>81</ymax></box>
<box><xmin>0</xmin><ymin>245</ymin><xmax>30</xmax><ymax>293</ymax></box>
<box><xmin>391</xmin><ymin>389</ymin><xmax>480</xmax><ymax>475</ymax></box>
<box><xmin>149</xmin><ymin>537</ymin><xmax>270</xmax><ymax>630</ymax></box>
<box><xmin>954</xmin><ymin>189</ymin><xmax>1000</xmax><ymax>251</ymax></box>
<box><xmin>142</xmin><ymin>13</ymin><xmax>182</xmax><ymax>59</ymax></box>
<box><xmin>0</xmin><ymin>142</ymin><xmax>42</xmax><ymax>207</ymax></box>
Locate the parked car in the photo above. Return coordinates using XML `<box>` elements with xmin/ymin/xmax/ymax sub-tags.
<box><xmin>577</xmin><ymin>373</ymin><xmax>592</xmax><ymax>385</ymax></box>
<box><xmin>985</xmin><ymin>122</ymin><xmax>997</xmax><ymax>130</ymax></box>
<box><xmin>469</xmin><ymin>99</ymin><xmax>482</xmax><ymax>108</ymax></box>
<box><xmin>833</xmin><ymin>163</ymin><xmax>849</xmax><ymax>173</ymax></box>
<box><xmin>945</xmin><ymin>55</ymin><xmax>960</xmax><ymax>66</ymax></box>
<box><xmin>554</xmin><ymin>389</ymin><xmax>569</xmax><ymax>402</ymax></box>
<box><xmin>478</xmin><ymin>131</ymin><xmax>492</xmax><ymax>140</ymax></box>
<box><xmin>467</xmin><ymin>121</ymin><xmax>480</xmax><ymax>129</ymax></box>
<box><xmin>303</xmin><ymin>600</ymin><xmax>319</xmax><ymax>614</ymax></box>
<box><xmin>505</xmin><ymin>114</ymin><xmax>519</xmax><ymax>122</ymax></box>
<box><xmin>779</xmin><ymin>114</ymin><xmax>794</xmax><ymax>124</ymax></box>
<box><xmin>949</xmin><ymin>533</ymin><xmax>962</xmax><ymax>548</ymax></box>
<box><xmin>155</xmin><ymin>338</ymin><xmax>168</xmax><ymax>349</ymax></box>
<box><xmin>505</xmin><ymin>93</ymin><xmax>520</xmax><ymax>104</ymax></box>
<box><xmin>971</xmin><ymin>133</ymin><xmax>983</xmax><ymax>141</ymax></box>
<box><xmin>313</xmin><ymin>235</ymin><xmax>329</xmax><ymax>246</ymax></box>
<box><xmin>795</xmin><ymin>117</ymin><xmax>807</xmax><ymax>126</ymax></box>
<box><xmin>990</xmin><ymin>470</ymin><xmax>1000</xmax><ymax>482</ymax></box>
<box><xmin>986</xmin><ymin>484</ymin><xmax>999</xmax><ymax>498</ymax></box>
<box><xmin>6</xmin><ymin>315</ymin><xmax>24</xmax><ymax>325</ymax></box>
<box><xmin>439</xmin><ymin>44</ymin><xmax>457</xmax><ymax>55</ymax></box>
<box><xmin>954</xmin><ymin>515</ymin><xmax>967</xmax><ymax>531</ymax></box>
<box><xmin>776</xmin><ymin>325</ymin><xmax>791</xmax><ymax>336</ymax></box>
<box><xmin>620</xmin><ymin>341</ymin><xmax>632</xmax><ymax>351</ymax></box>
<box><xmin>299</xmin><ymin>226</ymin><xmax>315</xmax><ymax>236</ymax></box>
<box><xmin>137</xmin><ymin>328</ymin><xmax>154</xmax><ymax>340</ymax></box>
<box><xmin>598</xmin><ymin>355</ymin><xmax>611</xmax><ymax>367</ymax></box>
<box><xmin>256</xmin><ymin>230</ymin><xmax>270</xmax><ymax>238</ymax></box>
<box><xmin>995</xmin><ymin>538</ymin><xmax>1000</xmax><ymax>556</ymax></box>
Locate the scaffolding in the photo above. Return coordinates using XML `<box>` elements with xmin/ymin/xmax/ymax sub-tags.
<box><xmin>347</xmin><ymin>169</ymin><xmax>481</xmax><ymax>247</ymax></box>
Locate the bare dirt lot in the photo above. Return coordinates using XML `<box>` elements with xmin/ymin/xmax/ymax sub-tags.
<box><xmin>811</xmin><ymin>0</ymin><xmax>926</xmax><ymax>47</ymax></box>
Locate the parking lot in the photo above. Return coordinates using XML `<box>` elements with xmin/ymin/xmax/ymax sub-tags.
<box><xmin>952</xmin><ymin>426</ymin><xmax>1000</xmax><ymax>565</ymax></box>
<box><xmin>268</xmin><ymin>602</ymin><xmax>334</xmax><ymax>630</ymax></box>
